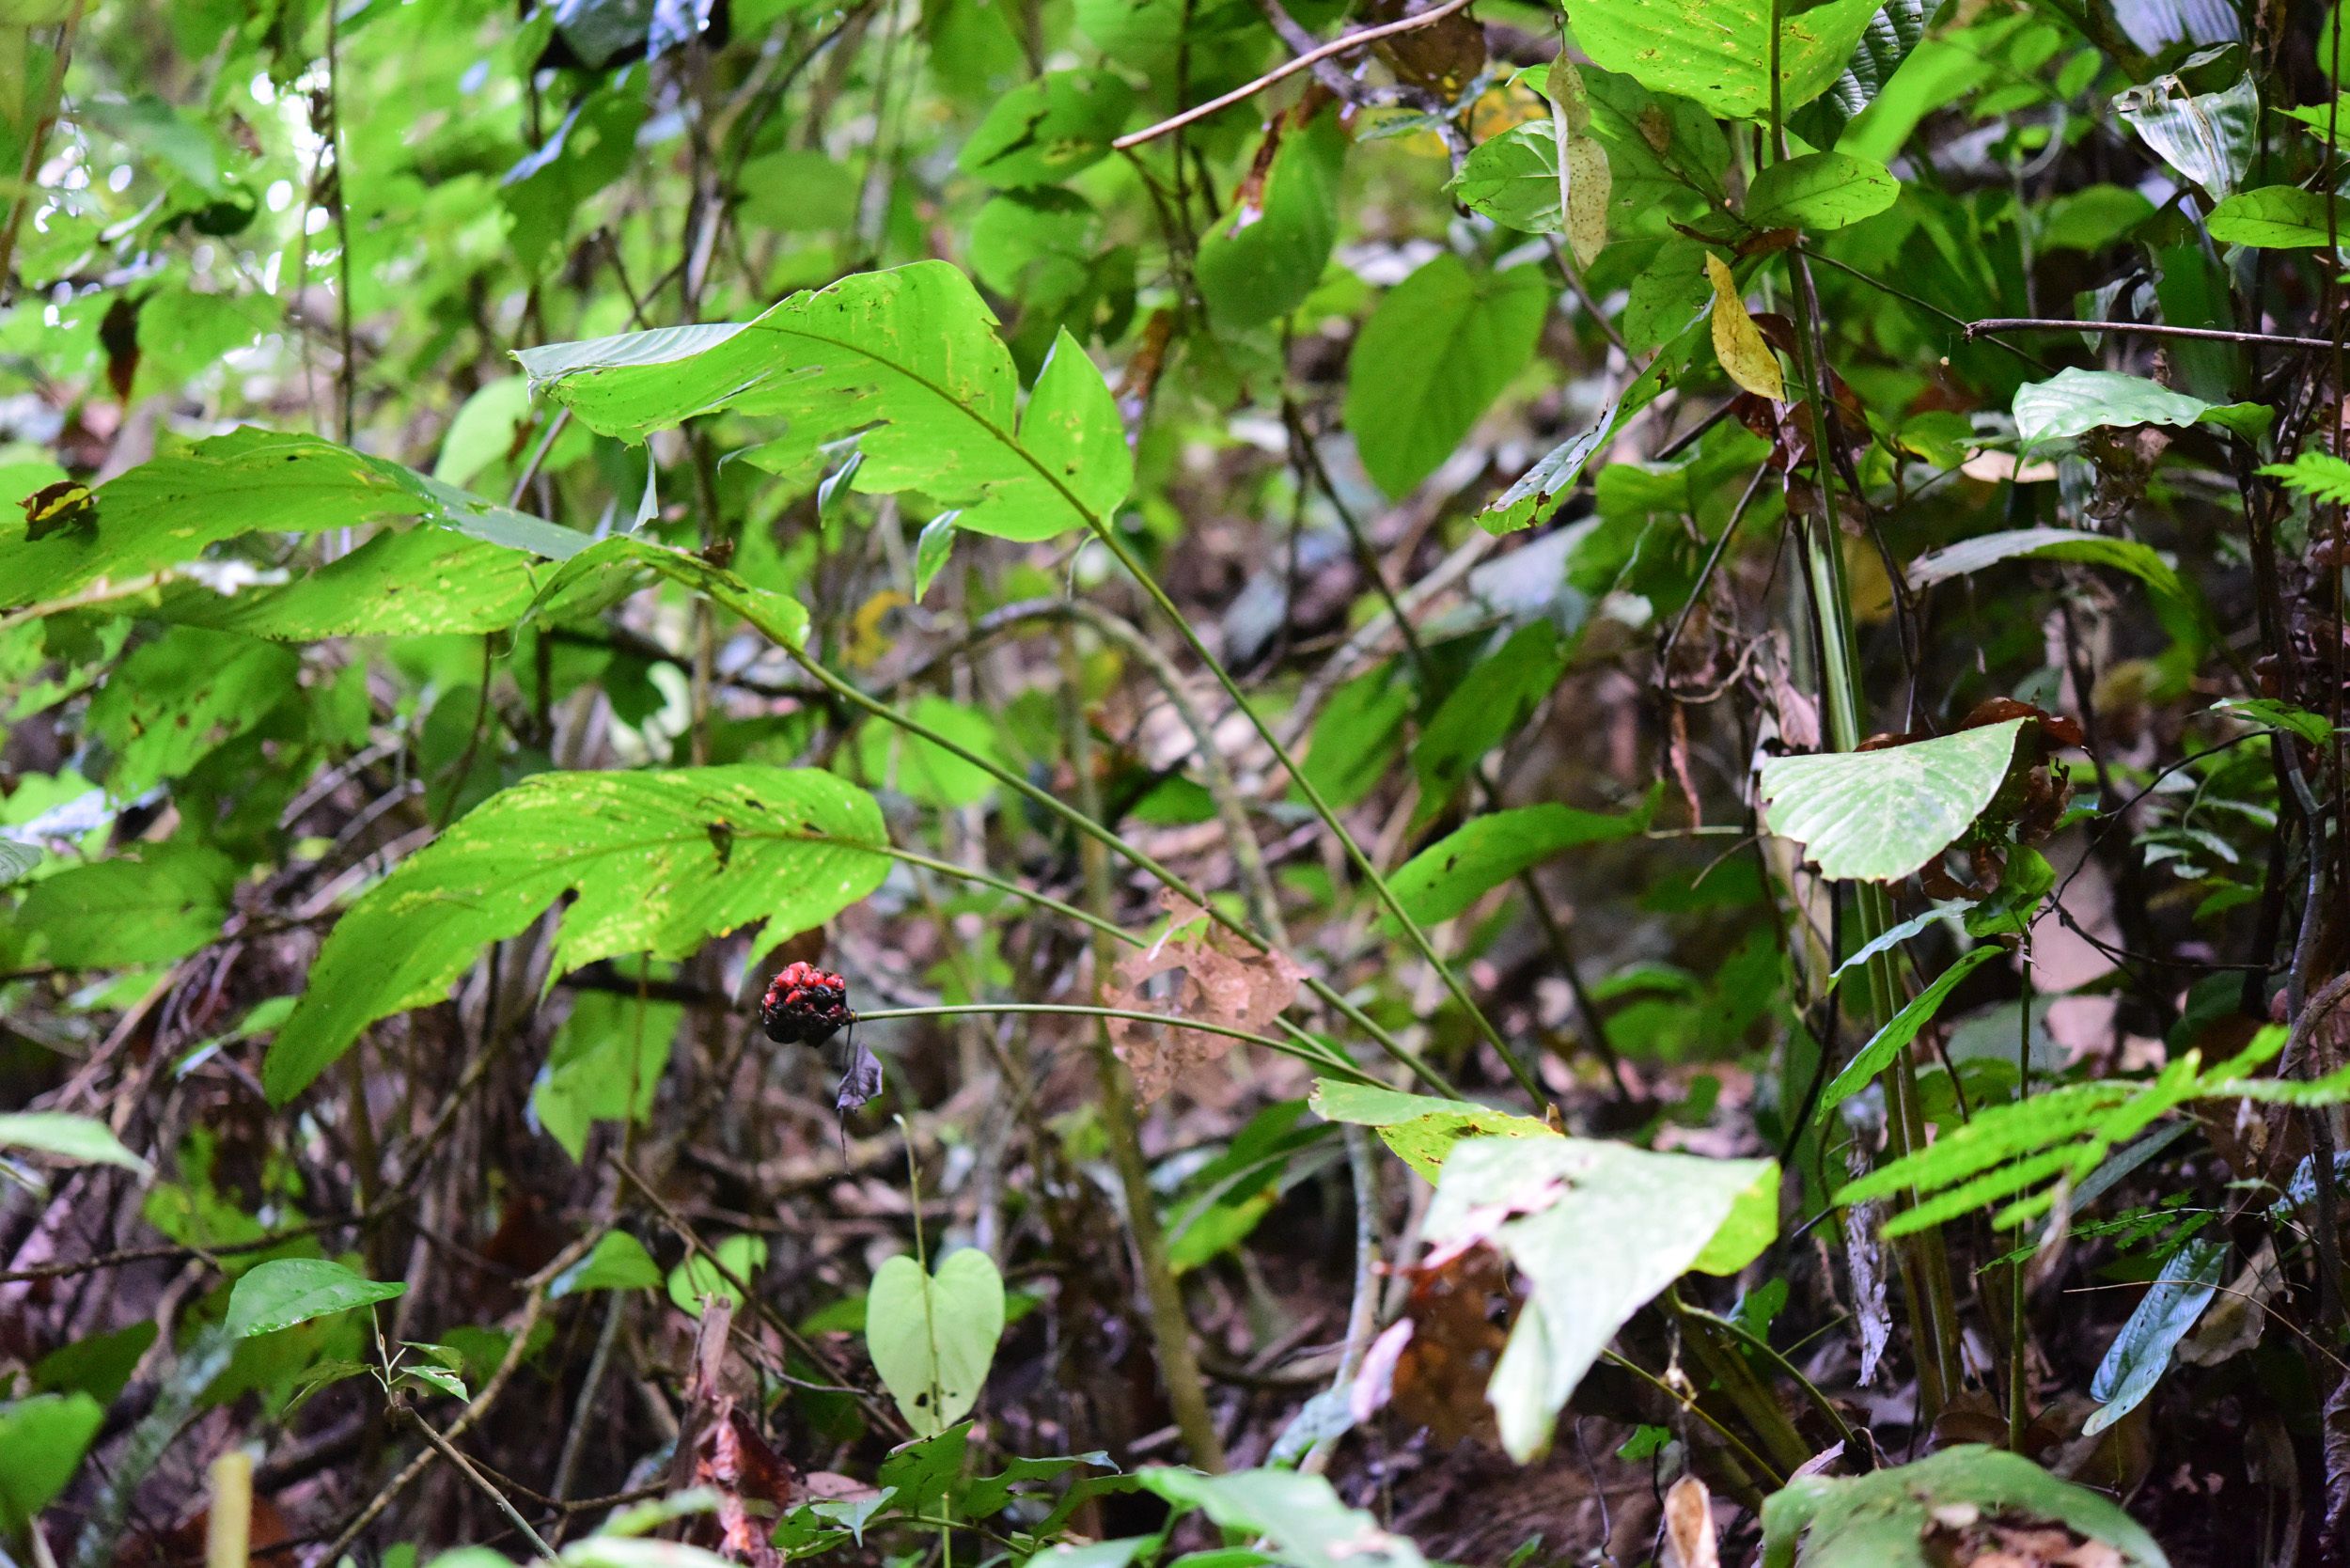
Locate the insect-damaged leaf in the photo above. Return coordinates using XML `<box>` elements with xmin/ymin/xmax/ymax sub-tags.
<box><xmin>867</xmin><ymin>1247</ymin><xmax>1006</xmax><ymax>1435</ymax></box>
<box><xmin>1705</xmin><ymin>253</ymin><xmax>1785</xmax><ymax>401</ymax></box>
<box><xmin>265</xmin><ymin>767</ymin><xmax>888</xmax><ymax>1103</ymax></box>
<box><xmin>1102</xmin><ymin>891</ymin><xmax>1306</xmax><ymax>1104</ymax></box>
<box><xmin>1759</xmin><ymin>1445</ymin><xmax>2169</xmax><ymax>1568</ymax></box>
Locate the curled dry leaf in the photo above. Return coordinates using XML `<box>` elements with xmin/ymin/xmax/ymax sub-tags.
<box><xmin>1387</xmin><ymin>1245</ymin><xmax>1514</xmax><ymax>1446</ymax></box>
<box><xmin>1661</xmin><ymin>1473</ymin><xmax>1718</xmax><ymax>1568</ymax></box>
<box><xmin>1103</xmin><ymin>890</ymin><xmax>1306</xmax><ymax>1104</ymax></box>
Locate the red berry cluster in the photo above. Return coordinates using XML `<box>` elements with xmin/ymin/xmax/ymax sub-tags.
<box><xmin>760</xmin><ymin>961</ymin><xmax>852</xmax><ymax>1047</ymax></box>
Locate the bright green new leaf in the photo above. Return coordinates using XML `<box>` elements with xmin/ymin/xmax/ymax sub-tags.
<box><xmin>1427</xmin><ymin>1137</ymin><xmax>1778</xmax><ymax>1460</ymax></box>
<box><xmin>957</xmin><ymin>71</ymin><xmax>1134</xmax><ymax>188</ymax></box>
<box><xmin>1906</xmin><ymin>526</ymin><xmax>2187</xmax><ymax>606</ymax></box>
<box><xmin>668</xmin><ymin>1233</ymin><xmax>768</xmax><ymax>1315</ymax></box>
<box><xmin>553</xmin><ymin>1231</ymin><xmax>665</xmax><ymax>1296</ymax></box>
<box><xmin>868</xmin><ymin>1247</ymin><xmax>1007</xmax><ymax>1435</ymax></box>
<box><xmin>0</xmin><ymin>1111</ymin><xmax>150</xmax><ymax>1175</ymax></box>
<box><xmin>2013</xmin><ymin>368</ymin><xmax>2271</xmax><ymax>451</ymax></box>
<box><xmin>1343</xmin><ymin>255</ymin><xmax>1550</xmax><ymax>497</ymax></box>
<box><xmin>1573</xmin><ymin>0</ymin><xmax>1885</xmax><ymax>122</ymax></box>
<box><xmin>0</xmin><ymin>1392</ymin><xmax>104</xmax><ymax>1534</ymax></box>
<box><xmin>2207</xmin><ymin>184</ymin><xmax>2341</xmax><ymax>247</ymax></box>
<box><xmin>1760</xmin><ymin>718</ymin><xmax>2027</xmax><ymax>883</ymax></box>
<box><xmin>1744</xmin><ymin>150</ymin><xmax>1899</xmax><ymax>230</ymax></box>
<box><xmin>265</xmin><ymin>767</ymin><xmax>888</xmax><ymax>1103</ymax></box>
<box><xmin>1813</xmin><ymin>945</ymin><xmax>2003</xmax><ymax>1119</ymax></box>
<box><xmin>1138</xmin><ymin>1467</ymin><xmax>1428</xmax><ymax>1568</ymax></box>
<box><xmin>516</xmin><ymin>262</ymin><xmax>1130</xmax><ymax>541</ymax></box>
<box><xmin>2084</xmin><ymin>1238</ymin><xmax>2229</xmax><ymax>1436</ymax></box>
<box><xmin>1760</xmin><ymin>1445</ymin><xmax>2168</xmax><ymax>1568</ymax></box>
<box><xmin>433</xmin><ymin>377</ymin><xmax>534</xmax><ymax>487</ymax></box>
<box><xmin>1386</xmin><ymin>801</ymin><xmax>1647</xmax><ymax>927</ymax></box>
<box><xmin>225</xmin><ymin>1258</ymin><xmax>406</xmax><ymax>1337</ymax></box>
<box><xmin>533</xmin><ymin>993</ymin><xmax>682</xmax><ymax>1161</ymax></box>
<box><xmin>1308</xmin><ymin>1080</ymin><xmax>1557</xmax><ymax>1182</ymax></box>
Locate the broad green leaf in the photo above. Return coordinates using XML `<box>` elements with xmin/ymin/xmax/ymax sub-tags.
<box><xmin>667</xmin><ymin>1233</ymin><xmax>768</xmax><ymax>1315</ymax></box>
<box><xmin>867</xmin><ymin>1247</ymin><xmax>1006</xmax><ymax>1435</ymax></box>
<box><xmin>1760</xmin><ymin>1445</ymin><xmax>2168</xmax><ymax>1568</ymax></box>
<box><xmin>264</xmin><ymin>767</ymin><xmax>888</xmax><ymax>1103</ymax></box>
<box><xmin>86</xmin><ymin>628</ymin><xmax>299</xmax><ymax>795</ymax></box>
<box><xmin>1137</xmin><ymin>1468</ymin><xmax>1428</xmax><ymax>1568</ymax></box>
<box><xmin>156</xmin><ymin>527</ymin><xmax>542</xmax><ymax>639</ymax></box>
<box><xmin>957</xmin><ymin>70</ymin><xmax>1134</xmax><ymax>188</ymax></box>
<box><xmin>1386</xmin><ymin>802</ymin><xmax>1648</xmax><ymax>927</ymax></box>
<box><xmin>2115</xmin><ymin>70</ymin><xmax>2257</xmax><ymax>200</ymax></box>
<box><xmin>857</xmin><ymin>694</ymin><xmax>1010</xmax><ymax>808</ymax></box>
<box><xmin>1449</xmin><ymin>123</ymin><xmax>1568</xmax><ymax>234</ymax></box>
<box><xmin>2207</xmin><ymin>184</ymin><xmax>2340</xmax><ymax>247</ymax></box>
<box><xmin>1744</xmin><ymin>150</ymin><xmax>1899</xmax><ymax>231</ymax></box>
<box><xmin>524</xmin><ymin>534</ymin><xmax>812</xmax><ymax>651</ymax></box>
<box><xmin>1196</xmin><ymin>108</ymin><xmax>1347</xmax><ymax>330</ymax></box>
<box><xmin>553</xmin><ymin>1231</ymin><xmax>664</xmax><ymax>1296</ymax></box>
<box><xmin>2014</xmin><ymin>367</ymin><xmax>2271</xmax><ymax>450</ymax></box>
<box><xmin>2211</xmin><ymin>696</ymin><xmax>2336</xmax><ymax>746</ymax></box>
<box><xmin>0</xmin><ymin>841</ymin><xmax>39</xmax><ymax>886</ymax></box>
<box><xmin>533</xmin><ymin>993</ymin><xmax>682</xmax><ymax>1161</ymax></box>
<box><xmin>1579</xmin><ymin>67</ymin><xmax>1731</xmax><ymax>236</ymax></box>
<box><xmin>1758</xmin><ymin>718</ymin><xmax>2029</xmax><ymax>883</ymax></box>
<box><xmin>0</xmin><ymin>1112</ymin><xmax>150</xmax><ymax>1175</ymax></box>
<box><xmin>0</xmin><ymin>429</ymin><xmax>583</xmax><ymax>618</ymax></box>
<box><xmin>434</xmin><ymin>377</ymin><xmax>534</xmax><ymax>486</ymax></box>
<box><xmin>968</xmin><ymin>188</ymin><xmax>1101</xmax><ymax>301</ymax></box>
<box><xmin>1706</xmin><ymin>253</ymin><xmax>1784</xmax><ymax>400</ymax></box>
<box><xmin>1342</xmin><ymin>255</ymin><xmax>1550</xmax><ymax>497</ymax></box>
<box><xmin>516</xmin><ymin>262</ymin><xmax>1130</xmax><ymax>542</ymax></box>
<box><xmin>2084</xmin><ymin>1238</ymin><xmax>2229</xmax><ymax>1436</ymax></box>
<box><xmin>16</xmin><ymin>841</ymin><xmax>234</xmax><ymax>968</ymax></box>
<box><xmin>1410</xmin><ymin>621</ymin><xmax>1564</xmax><ymax>814</ymax></box>
<box><xmin>0</xmin><ymin>1392</ymin><xmax>104</xmax><ymax>1534</ymax></box>
<box><xmin>225</xmin><ymin>1258</ymin><xmax>405</xmax><ymax>1337</ymax></box>
<box><xmin>1428</xmin><ymin>1137</ymin><xmax>1778</xmax><ymax>1460</ymax></box>
<box><xmin>1906</xmin><ymin>526</ymin><xmax>2186</xmax><ymax>605</ymax></box>
<box><xmin>1308</xmin><ymin>1080</ymin><xmax>1557</xmax><ymax>1182</ymax></box>
<box><xmin>1574</xmin><ymin>0</ymin><xmax>1885</xmax><ymax>122</ymax></box>
<box><xmin>1813</xmin><ymin>946</ymin><xmax>2003</xmax><ymax>1119</ymax></box>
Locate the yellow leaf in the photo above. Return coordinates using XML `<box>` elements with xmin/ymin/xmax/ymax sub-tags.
<box><xmin>847</xmin><ymin>589</ymin><xmax>908</xmax><ymax>666</ymax></box>
<box><xmin>1564</xmin><ymin>135</ymin><xmax>1609</xmax><ymax>267</ymax></box>
<box><xmin>1704</xmin><ymin>253</ymin><xmax>1784</xmax><ymax>401</ymax></box>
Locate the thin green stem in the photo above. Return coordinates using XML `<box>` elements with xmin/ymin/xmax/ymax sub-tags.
<box><xmin>854</xmin><ymin>1004</ymin><xmax>1374</xmax><ymax>1083</ymax></box>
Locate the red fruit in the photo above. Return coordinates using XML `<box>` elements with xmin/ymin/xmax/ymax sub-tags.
<box><xmin>760</xmin><ymin>960</ymin><xmax>852</xmax><ymax>1047</ymax></box>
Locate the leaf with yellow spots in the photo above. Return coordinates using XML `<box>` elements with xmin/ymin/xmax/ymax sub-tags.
<box><xmin>263</xmin><ymin>767</ymin><xmax>888</xmax><ymax>1104</ymax></box>
<box><xmin>1704</xmin><ymin>253</ymin><xmax>1784</xmax><ymax>401</ymax></box>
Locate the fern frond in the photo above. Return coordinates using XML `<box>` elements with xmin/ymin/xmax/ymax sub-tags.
<box><xmin>2260</xmin><ymin>450</ymin><xmax>2350</xmax><ymax>506</ymax></box>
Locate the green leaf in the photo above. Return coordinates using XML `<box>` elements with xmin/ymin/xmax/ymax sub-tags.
<box><xmin>0</xmin><ymin>1111</ymin><xmax>150</xmax><ymax>1175</ymax></box>
<box><xmin>224</xmin><ymin>1258</ymin><xmax>406</xmax><ymax>1338</ymax></box>
<box><xmin>2206</xmin><ymin>184</ymin><xmax>2341</xmax><ymax>247</ymax></box>
<box><xmin>2114</xmin><ymin>70</ymin><xmax>2257</xmax><ymax>200</ymax></box>
<box><xmin>1744</xmin><ymin>150</ymin><xmax>1899</xmax><ymax>231</ymax></box>
<box><xmin>533</xmin><ymin>992</ymin><xmax>682</xmax><ymax>1161</ymax></box>
<box><xmin>2013</xmin><ymin>368</ymin><xmax>2271</xmax><ymax>451</ymax></box>
<box><xmin>2084</xmin><ymin>1237</ymin><xmax>2229</xmax><ymax>1436</ymax></box>
<box><xmin>434</xmin><ymin>377</ymin><xmax>534</xmax><ymax>487</ymax></box>
<box><xmin>957</xmin><ymin>70</ymin><xmax>1134</xmax><ymax>188</ymax></box>
<box><xmin>525</xmin><ymin>534</ymin><xmax>812</xmax><ymax>651</ymax></box>
<box><xmin>1906</xmin><ymin>526</ymin><xmax>2187</xmax><ymax>606</ymax></box>
<box><xmin>2263</xmin><ymin>448</ymin><xmax>2350</xmax><ymax>505</ymax></box>
<box><xmin>1410</xmin><ymin>621</ymin><xmax>1565</xmax><ymax>814</ymax></box>
<box><xmin>1758</xmin><ymin>718</ymin><xmax>2029</xmax><ymax>883</ymax></box>
<box><xmin>1760</xmin><ymin>1445</ymin><xmax>2169</xmax><ymax>1568</ymax></box>
<box><xmin>2211</xmin><ymin>696</ymin><xmax>2337</xmax><ymax>746</ymax></box>
<box><xmin>1813</xmin><ymin>946</ymin><xmax>2003</xmax><ymax>1120</ymax></box>
<box><xmin>667</xmin><ymin>1233</ymin><xmax>768</xmax><ymax>1315</ymax></box>
<box><xmin>16</xmin><ymin>841</ymin><xmax>235</xmax><ymax>969</ymax></box>
<box><xmin>1428</xmin><ymin>1137</ymin><xmax>1777</xmax><ymax>1460</ymax></box>
<box><xmin>0</xmin><ymin>429</ymin><xmax>582</xmax><ymax>618</ymax></box>
<box><xmin>1342</xmin><ymin>256</ymin><xmax>1550</xmax><ymax>498</ymax></box>
<box><xmin>1195</xmin><ymin>108</ymin><xmax>1347</xmax><ymax>330</ymax></box>
<box><xmin>264</xmin><ymin>766</ymin><xmax>888</xmax><ymax>1103</ymax></box>
<box><xmin>1308</xmin><ymin>1080</ymin><xmax>1557</xmax><ymax>1182</ymax></box>
<box><xmin>0</xmin><ymin>1392</ymin><xmax>104</xmax><ymax>1534</ymax></box>
<box><xmin>1386</xmin><ymin>802</ymin><xmax>1648</xmax><ymax>927</ymax></box>
<box><xmin>156</xmin><ymin>527</ymin><xmax>544</xmax><ymax>639</ymax></box>
<box><xmin>1137</xmin><ymin>1468</ymin><xmax>1428</xmax><ymax>1568</ymax></box>
<box><xmin>86</xmin><ymin>628</ymin><xmax>299</xmax><ymax>795</ymax></box>
<box><xmin>1573</xmin><ymin>0</ymin><xmax>1886</xmax><ymax>122</ymax></box>
<box><xmin>867</xmin><ymin>1247</ymin><xmax>1006</xmax><ymax>1435</ymax></box>
<box><xmin>1448</xmin><ymin>124</ymin><xmax>1567</xmax><ymax>234</ymax></box>
<box><xmin>516</xmin><ymin>262</ymin><xmax>1130</xmax><ymax>542</ymax></box>
<box><xmin>0</xmin><ymin>841</ymin><xmax>39</xmax><ymax>886</ymax></box>
<box><xmin>858</xmin><ymin>695</ymin><xmax>1011</xmax><ymax>808</ymax></box>
<box><xmin>553</xmin><ymin>1231</ymin><xmax>665</xmax><ymax>1296</ymax></box>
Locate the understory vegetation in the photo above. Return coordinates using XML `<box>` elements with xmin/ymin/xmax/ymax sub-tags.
<box><xmin>4</xmin><ymin>0</ymin><xmax>2350</xmax><ymax>1564</ymax></box>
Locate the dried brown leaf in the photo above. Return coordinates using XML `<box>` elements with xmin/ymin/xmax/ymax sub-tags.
<box><xmin>1103</xmin><ymin>891</ymin><xmax>1305</xmax><ymax>1104</ymax></box>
